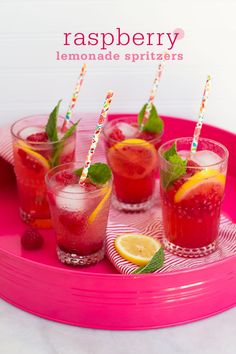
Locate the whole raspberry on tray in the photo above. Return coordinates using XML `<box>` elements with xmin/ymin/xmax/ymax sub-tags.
<box><xmin>21</xmin><ymin>228</ymin><xmax>44</xmax><ymax>250</ymax></box>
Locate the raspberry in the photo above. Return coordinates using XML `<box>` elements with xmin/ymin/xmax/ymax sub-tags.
<box><xmin>186</xmin><ymin>159</ymin><xmax>200</xmax><ymax>175</ymax></box>
<box><xmin>55</xmin><ymin>171</ymin><xmax>79</xmax><ymax>186</ymax></box>
<box><xmin>59</xmin><ymin>211</ymin><xmax>87</xmax><ymax>234</ymax></box>
<box><xmin>27</xmin><ymin>132</ymin><xmax>48</xmax><ymax>142</ymax></box>
<box><xmin>21</xmin><ymin>228</ymin><xmax>44</xmax><ymax>250</ymax></box>
<box><xmin>109</xmin><ymin>127</ymin><xmax>125</xmax><ymax>143</ymax></box>
<box><xmin>138</xmin><ymin>131</ymin><xmax>156</xmax><ymax>141</ymax></box>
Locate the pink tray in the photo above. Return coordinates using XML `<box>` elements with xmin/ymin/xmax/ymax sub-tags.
<box><xmin>0</xmin><ymin>115</ymin><xmax>236</xmax><ymax>330</ymax></box>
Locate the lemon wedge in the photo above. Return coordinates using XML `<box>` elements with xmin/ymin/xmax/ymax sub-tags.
<box><xmin>16</xmin><ymin>140</ymin><xmax>50</xmax><ymax>170</ymax></box>
<box><xmin>88</xmin><ymin>185</ymin><xmax>112</xmax><ymax>224</ymax></box>
<box><xmin>115</xmin><ymin>233</ymin><xmax>162</xmax><ymax>266</ymax></box>
<box><xmin>174</xmin><ymin>169</ymin><xmax>226</xmax><ymax>203</ymax></box>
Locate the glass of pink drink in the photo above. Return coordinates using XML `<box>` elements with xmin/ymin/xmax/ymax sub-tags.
<box><xmin>11</xmin><ymin>115</ymin><xmax>76</xmax><ymax>228</ymax></box>
<box><xmin>159</xmin><ymin>137</ymin><xmax>228</xmax><ymax>257</ymax></box>
<box><xmin>103</xmin><ymin>116</ymin><xmax>162</xmax><ymax>212</ymax></box>
<box><xmin>45</xmin><ymin>162</ymin><xmax>112</xmax><ymax>266</ymax></box>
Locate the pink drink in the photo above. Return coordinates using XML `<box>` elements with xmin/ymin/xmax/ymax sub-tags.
<box><xmin>11</xmin><ymin>115</ymin><xmax>76</xmax><ymax>228</ymax></box>
<box><xmin>103</xmin><ymin>116</ymin><xmax>162</xmax><ymax>211</ymax></box>
<box><xmin>159</xmin><ymin>138</ymin><xmax>228</xmax><ymax>257</ymax></box>
<box><xmin>46</xmin><ymin>163</ymin><xmax>112</xmax><ymax>266</ymax></box>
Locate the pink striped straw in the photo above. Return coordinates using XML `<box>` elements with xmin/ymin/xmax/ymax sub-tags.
<box><xmin>62</xmin><ymin>63</ymin><xmax>87</xmax><ymax>131</ymax></box>
<box><xmin>191</xmin><ymin>75</ymin><xmax>212</xmax><ymax>153</ymax></box>
<box><xmin>79</xmin><ymin>90</ymin><xmax>114</xmax><ymax>185</ymax></box>
<box><xmin>141</xmin><ymin>62</ymin><xmax>165</xmax><ymax>129</ymax></box>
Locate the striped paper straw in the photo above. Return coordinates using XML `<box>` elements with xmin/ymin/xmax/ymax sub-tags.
<box><xmin>79</xmin><ymin>90</ymin><xmax>114</xmax><ymax>185</ymax></box>
<box><xmin>62</xmin><ymin>63</ymin><xmax>87</xmax><ymax>131</ymax></box>
<box><xmin>191</xmin><ymin>75</ymin><xmax>212</xmax><ymax>153</ymax></box>
<box><xmin>141</xmin><ymin>62</ymin><xmax>165</xmax><ymax>129</ymax></box>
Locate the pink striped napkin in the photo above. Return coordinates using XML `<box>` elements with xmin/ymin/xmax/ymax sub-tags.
<box><xmin>106</xmin><ymin>208</ymin><xmax>236</xmax><ymax>274</ymax></box>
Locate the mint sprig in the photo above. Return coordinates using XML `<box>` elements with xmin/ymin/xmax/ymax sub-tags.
<box><xmin>46</xmin><ymin>100</ymin><xmax>62</xmax><ymax>142</ymax></box>
<box><xmin>138</xmin><ymin>103</ymin><xmax>164</xmax><ymax>134</ymax></box>
<box><xmin>132</xmin><ymin>247</ymin><xmax>164</xmax><ymax>274</ymax></box>
<box><xmin>74</xmin><ymin>162</ymin><xmax>112</xmax><ymax>185</ymax></box>
<box><xmin>45</xmin><ymin>100</ymin><xmax>79</xmax><ymax>167</ymax></box>
<box><xmin>161</xmin><ymin>142</ymin><xmax>187</xmax><ymax>189</ymax></box>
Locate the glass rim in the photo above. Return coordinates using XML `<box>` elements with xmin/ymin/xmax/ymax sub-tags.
<box><xmin>45</xmin><ymin>161</ymin><xmax>112</xmax><ymax>197</ymax></box>
<box><xmin>102</xmin><ymin>116</ymin><xmax>163</xmax><ymax>145</ymax></box>
<box><xmin>158</xmin><ymin>137</ymin><xmax>229</xmax><ymax>168</ymax></box>
<box><xmin>10</xmin><ymin>114</ymin><xmax>75</xmax><ymax>145</ymax></box>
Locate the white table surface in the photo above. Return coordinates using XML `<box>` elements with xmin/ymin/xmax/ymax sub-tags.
<box><xmin>0</xmin><ymin>298</ymin><xmax>235</xmax><ymax>354</ymax></box>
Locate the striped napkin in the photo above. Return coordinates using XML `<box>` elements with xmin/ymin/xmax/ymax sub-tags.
<box><xmin>106</xmin><ymin>206</ymin><xmax>236</xmax><ymax>274</ymax></box>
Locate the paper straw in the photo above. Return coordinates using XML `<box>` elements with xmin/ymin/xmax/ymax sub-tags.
<box><xmin>141</xmin><ymin>62</ymin><xmax>165</xmax><ymax>129</ymax></box>
<box><xmin>79</xmin><ymin>90</ymin><xmax>114</xmax><ymax>185</ymax></box>
<box><xmin>62</xmin><ymin>63</ymin><xmax>87</xmax><ymax>131</ymax></box>
<box><xmin>190</xmin><ymin>75</ymin><xmax>212</xmax><ymax>153</ymax></box>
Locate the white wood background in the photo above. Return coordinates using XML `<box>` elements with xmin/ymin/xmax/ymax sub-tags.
<box><xmin>0</xmin><ymin>0</ymin><xmax>235</xmax><ymax>132</ymax></box>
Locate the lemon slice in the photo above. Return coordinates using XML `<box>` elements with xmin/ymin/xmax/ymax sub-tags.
<box><xmin>174</xmin><ymin>169</ymin><xmax>226</xmax><ymax>203</ymax></box>
<box><xmin>88</xmin><ymin>185</ymin><xmax>112</xmax><ymax>224</ymax></box>
<box><xmin>16</xmin><ymin>140</ymin><xmax>50</xmax><ymax>170</ymax></box>
<box><xmin>115</xmin><ymin>233</ymin><xmax>162</xmax><ymax>266</ymax></box>
<box><xmin>108</xmin><ymin>138</ymin><xmax>157</xmax><ymax>178</ymax></box>
<box><xmin>113</xmin><ymin>138</ymin><xmax>155</xmax><ymax>149</ymax></box>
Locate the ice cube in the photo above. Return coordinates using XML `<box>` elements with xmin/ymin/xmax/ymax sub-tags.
<box><xmin>56</xmin><ymin>184</ymin><xmax>86</xmax><ymax>212</ymax></box>
<box><xmin>20</xmin><ymin>126</ymin><xmax>44</xmax><ymax>139</ymax></box>
<box><xmin>178</xmin><ymin>150</ymin><xmax>190</xmax><ymax>160</ymax></box>
<box><xmin>116</xmin><ymin>122</ymin><xmax>138</xmax><ymax>138</ymax></box>
<box><xmin>191</xmin><ymin>150</ymin><xmax>221</xmax><ymax>167</ymax></box>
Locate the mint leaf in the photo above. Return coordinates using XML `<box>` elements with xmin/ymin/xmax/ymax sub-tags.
<box><xmin>46</xmin><ymin>100</ymin><xmax>62</xmax><ymax>142</ymax></box>
<box><xmin>163</xmin><ymin>142</ymin><xmax>177</xmax><ymax>160</ymax></box>
<box><xmin>161</xmin><ymin>142</ymin><xmax>187</xmax><ymax>189</ymax></box>
<box><xmin>138</xmin><ymin>103</ymin><xmax>164</xmax><ymax>134</ymax></box>
<box><xmin>132</xmin><ymin>248</ymin><xmax>164</xmax><ymax>274</ymax></box>
<box><xmin>62</xmin><ymin>120</ymin><xmax>80</xmax><ymax>140</ymax></box>
<box><xmin>74</xmin><ymin>163</ymin><xmax>112</xmax><ymax>185</ymax></box>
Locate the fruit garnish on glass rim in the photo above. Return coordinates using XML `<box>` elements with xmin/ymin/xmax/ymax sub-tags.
<box><xmin>138</xmin><ymin>103</ymin><xmax>164</xmax><ymax>134</ymax></box>
<box><xmin>161</xmin><ymin>141</ymin><xmax>187</xmax><ymax>189</ymax></box>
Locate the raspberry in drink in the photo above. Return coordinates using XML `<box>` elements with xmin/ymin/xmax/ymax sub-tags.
<box><xmin>103</xmin><ymin>116</ymin><xmax>163</xmax><ymax>211</ymax></box>
<box><xmin>46</xmin><ymin>162</ymin><xmax>112</xmax><ymax>266</ymax></box>
<box><xmin>11</xmin><ymin>104</ymin><xmax>77</xmax><ymax>228</ymax></box>
<box><xmin>159</xmin><ymin>137</ymin><xmax>228</xmax><ymax>257</ymax></box>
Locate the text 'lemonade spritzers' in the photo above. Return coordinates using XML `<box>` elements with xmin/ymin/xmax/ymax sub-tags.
<box><xmin>159</xmin><ymin>138</ymin><xmax>228</xmax><ymax>257</ymax></box>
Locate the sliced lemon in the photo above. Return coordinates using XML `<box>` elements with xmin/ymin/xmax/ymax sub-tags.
<box><xmin>115</xmin><ymin>233</ymin><xmax>162</xmax><ymax>266</ymax></box>
<box><xmin>174</xmin><ymin>169</ymin><xmax>226</xmax><ymax>203</ymax></box>
<box><xmin>88</xmin><ymin>185</ymin><xmax>112</xmax><ymax>224</ymax></box>
<box><xmin>16</xmin><ymin>140</ymin><xmax>50</xmax><ymax>170</ymax></box>
<box><xmin>113</xmin><ymin>138</ymin><xmax>155</xmax><ymax>151</ymax></box>
<box><xmin>108</xmin><ymin>138</ymin><xmax>157</xmax><ymax>178</ymax></box>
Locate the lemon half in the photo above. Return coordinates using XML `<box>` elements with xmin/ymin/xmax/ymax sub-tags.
<box><xmin>115</xmin><ymin>233</ymin><xmax>162</xmax><ymax>266</ymax></box>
